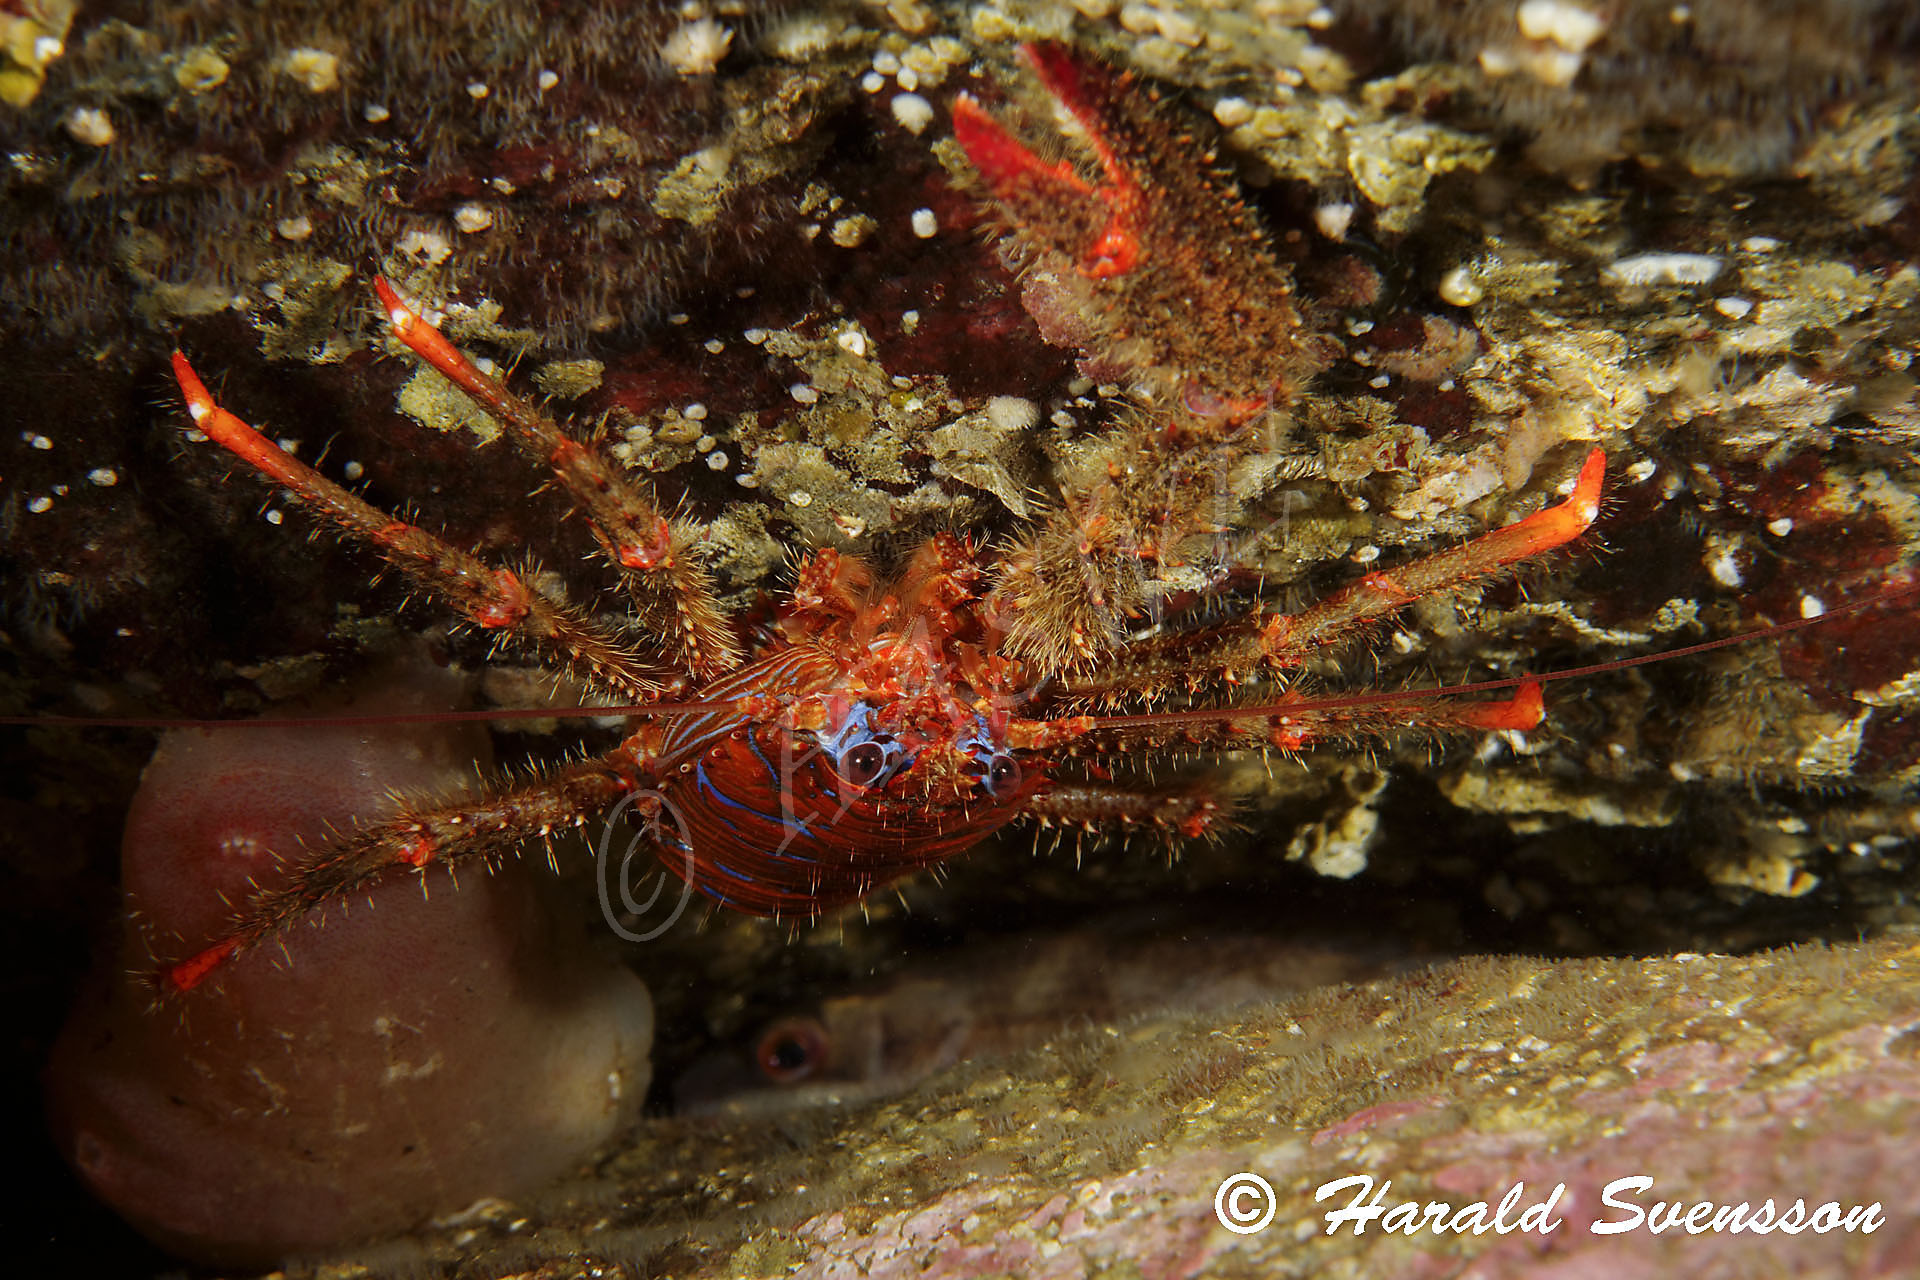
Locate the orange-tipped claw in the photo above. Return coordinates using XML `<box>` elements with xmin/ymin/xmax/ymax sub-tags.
<box><xmin>172</xmin><ymin>351</ymin><xmax>313</xmax><ymax>490</ymax></box>
<box><xmin>951</xmin><ymin>95</ymin><xmax>1091</xmax><ymax>201</ymax></box>
<box><xmin>1495</xmin><ymin>449</ymin><xmax>1606</xmax><ymax>566</ymax></box>
<box><xmin>1458</xmin><ymin>680</ymin><xmax>1546</xmax><ymax>732</ymax></box>
<box><xmin>372</xmin><ymin>276</ymin><xmax>499</xmax><ymax>406</ymax></box>
<box><xmin>950</xmin><ymin>43</ymin><xmax>1147</xmax><ymax>282</ymax></box>
<box><xmin>163</xmin><ymin>936</ymin><xmax>242</xmax><ymax>994</ymax></box>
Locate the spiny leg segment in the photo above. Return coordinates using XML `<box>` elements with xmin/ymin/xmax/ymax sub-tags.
<box><xmin>172</xmin><ymin>351</ymin><xmax>684</xmax><ymax>702</ymax></box>
<box><xmin>1041</xmin><ymin>450</ymin><xmax>1605</xmax><ymax>749</ymax></box>
<box><xmin>371</xmin><ymin>280</ymin><xmax>740</xmax><ymax>679</ymax></box>
<box><xmin>161</xmin><ymin>753</ymin><xmax>651</xmax><ymax>994</ymax></box>
<box><xmin>953</xmin><ymin>40</ymin><xmax>1601</xmax><ymax>754</ymax></box>
<box><xmin>1257</xmin><ymin>449</ymin><xmax>1606</xmax><ymax>669</ymax></box>
<box><xmin>956</xmin><ymin>41</ymin><xmax>1330</xmax><ymax>671</ymax></box>
<box><xmin>1024</xmin><ymin>780</ymin><xmax>1221</xmax><ymax>841</ymax></box>
<box><xmin>165</xmin><ymin>280</ymin><xmax>758</xmax><ymax>992</ymax></box>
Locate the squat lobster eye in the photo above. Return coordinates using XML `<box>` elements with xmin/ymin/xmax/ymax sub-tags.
<box><xmin>818</xmin><ymin>701</ymin><xmax>910</xmax><ymax>789</ymax></box>
<box><xmin>956</xmin><ymin>717</ymin><xmax>1023</xmax><ymax>797</ymax></box>
<box><xmin>836</xmin><ymin>739</ymin><xmax>899</xmax><ymax>788</ymax></box>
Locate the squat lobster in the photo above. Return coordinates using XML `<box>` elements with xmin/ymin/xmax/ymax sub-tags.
<box><xmin>163</xmin><ymin>276</ymin><xmax>1603</xmax><ymax>995</ymax></box>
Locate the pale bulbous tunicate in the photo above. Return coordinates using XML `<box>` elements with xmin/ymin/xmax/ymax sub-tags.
<box><xmin>45</xmin><ymin>658</ymin><xmax>652</xmax><ymax>1266</ymax></box>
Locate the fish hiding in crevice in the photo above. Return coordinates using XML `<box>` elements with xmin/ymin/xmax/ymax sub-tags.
<box><xmin>673</xmin><ymin>920</ymin><xmax>1432</xmax><ymax>1117</ymax></box>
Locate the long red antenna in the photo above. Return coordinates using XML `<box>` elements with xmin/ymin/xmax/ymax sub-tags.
<box><xmin>6</xmin><ymin>582</ymin><xmax>1911</xmax><ymax>734</ymax></box>
<box><xmin>0</xmin><ymin>700</ymin><xmax>730</xmax><ymax>731</ymax></box>
<box><xmin>1090</xmin><ymin>578</ymin><xmax>1916</xmax><ymax>732</ymax></box>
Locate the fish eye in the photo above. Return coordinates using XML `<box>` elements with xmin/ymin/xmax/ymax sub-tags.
<box><xmin>755</xmin><ymin>1017</ymin><xmax>830</xmax><ymax>1084</ymax></box>
<box><xmin>986</xmin><ymin>753</ymin><xmax>1021</xmax><ymax>796</ymax></box>
<box><xmin>837</xmin><ymin>740</ymin><xmax>893</xmax><ymax>787</ymax></box>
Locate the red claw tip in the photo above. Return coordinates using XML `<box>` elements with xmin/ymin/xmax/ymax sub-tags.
<box><xmin>165</xmin><ymin>936</ymin><xmax>242</xmax><ymax>994</ymax></box>
<box><xmin>1462</xmin><ymin>681</ymin><xmax>1546</xmax><ymax>733</ymax></box>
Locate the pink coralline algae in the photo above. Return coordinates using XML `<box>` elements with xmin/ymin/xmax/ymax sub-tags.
<box><xmin>784</xmin><ymin>1160</ymin><xmax>1224</xmax><ymax>1280</ymax></box>
<box><xmin>692</xmin><ymin>941</ymin><xmax>1920</xmax><ymax>1280</ymax></box>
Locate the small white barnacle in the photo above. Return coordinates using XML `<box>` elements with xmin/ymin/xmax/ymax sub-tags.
<box><xmin>890</xmin><ymin>92</ymin><xmax>934</xmax><ymax>135</ymax></box>
<box><xmin>1600</xmin><ymin>252</ymin><xmax>1723</xmax><ymax>288</ymax></box>
<box><xmin>453</xmin><ymin>203</ymin><xmax>495</xmax><ymax>234</ymax></box>
<box><xmin>1312</xmin><ymin>201</ymin><xmax>1355</xmax><ymax>243</ymax></box>
<box><xmin>663</xmin><ymin>17</ymin><xmax>732</xmax><ymax>76</ymax></box>
<box><xmin>280</xmin><ymin>47</ymin><xmax>342</xmax><ymax>94</ymax></box>
<box><xmin>1436</xmin><ymin>265</ymin><xmax>1484</xmax><ymax>307</ymax></box>
<box><xmin>1517</xmin><ymin>0</ymin><xmax>1606</xmax><ymax>53</ymax></box>
<box><xmin>62</xmin><ymin>106</ymin><xmax>114</xmax><ymax>147</ymax></box>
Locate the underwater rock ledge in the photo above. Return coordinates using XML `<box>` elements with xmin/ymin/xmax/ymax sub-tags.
<box><xmin>244</xmin><ymin>933</ymin><xmax>1920</xmax><ymax>1279</ymax></box>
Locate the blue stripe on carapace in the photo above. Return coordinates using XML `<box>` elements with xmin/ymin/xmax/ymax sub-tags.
<box><xmin>695</xmin><ymin>754</ymin><xmax>825</xmax><ymax>849</ymax></box>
